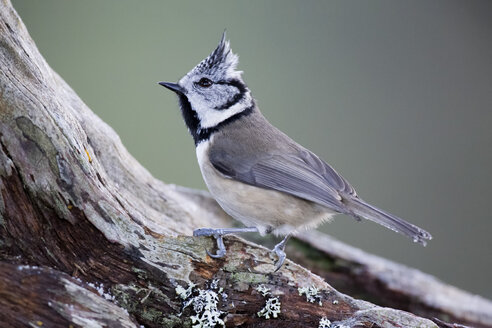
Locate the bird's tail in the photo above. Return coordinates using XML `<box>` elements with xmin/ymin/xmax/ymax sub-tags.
<box><xmin>344</xmin><ymin>197</ymin><xmax>432</xmax><ymax>246</ymax></box>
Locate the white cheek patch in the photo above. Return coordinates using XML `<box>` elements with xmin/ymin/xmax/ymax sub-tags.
<box><xmin>194</xmin><ymin>94</ymin><xmax>252</xmax><ymax>130</ymax></box>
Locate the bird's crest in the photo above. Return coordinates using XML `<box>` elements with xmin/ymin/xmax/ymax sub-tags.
<box><xmin>193</xmin><ymin>31</ymin><xmax>241</xmax><ymax>79</ymax></box>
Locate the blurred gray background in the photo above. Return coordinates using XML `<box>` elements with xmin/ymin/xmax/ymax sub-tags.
<box><xmin>12</xmin><ymin>0</ymin><xmax>492</xmax><ymax>298</ymax></box>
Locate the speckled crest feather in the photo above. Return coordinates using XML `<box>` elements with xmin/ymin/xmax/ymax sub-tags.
<box><xmin>193</xmin><ymin>32</ymin><xmax>240</xmax><ymax>79</ymax></box>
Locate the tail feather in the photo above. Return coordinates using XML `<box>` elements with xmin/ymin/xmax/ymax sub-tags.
<box><xmin>344</xmin><ymin>197</ymin><xmax>432</xmax><ymax>246</ymax></box>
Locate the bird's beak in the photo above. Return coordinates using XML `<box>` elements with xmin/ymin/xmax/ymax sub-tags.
<box><xmin>158</xmin><ymin>81</ymin><xmax>185</xmax><ymax>94</ymax></box>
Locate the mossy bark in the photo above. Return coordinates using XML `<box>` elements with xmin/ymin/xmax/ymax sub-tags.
<box><xmin>0</xmin><ymin>0</ymin><xmax>490</xmax><ymax>327</ymax></box>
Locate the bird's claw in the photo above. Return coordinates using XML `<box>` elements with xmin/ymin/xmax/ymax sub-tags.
<box><xmin>272</xmin><ymin>244</ymin><xmax>287</xmax><ymax>272</ymax></box>
<box><xmin>206</xmin><ymin>247</ymin><xmax>226</xmax><ymax>258</ymax></box>
<box><xmin>206</xmin><ymin>231</ymin><xmax>227</xmax><ymax>258</ymax></box>
<box><xmin>194</xmin><ymin>228</ymin><xmax>227</xmax><ymax>259</ymax></box>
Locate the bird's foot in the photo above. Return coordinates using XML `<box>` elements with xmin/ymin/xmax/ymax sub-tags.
<box><xmin>272</xmin><ymin>243</ymin><xmax>287</xmax><ymax>272</ymax></box>
<box><xmin>193</xmin><ymin>227</ymin><xmax>259</xmax><ymax>259</ymax></box>
<box><xmin>193</xmin><ymin>228</ymin><xmax>227</xmax><ymax>258</ymax></box>
<box><xmin>271</xmin><ymin>234</ymin><xmax>291</xmax><ymax>272</ymax></box>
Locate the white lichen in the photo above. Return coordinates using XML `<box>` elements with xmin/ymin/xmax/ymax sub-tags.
<box><xmin>255</xmin><ymin>284</ymin><xmax>271</xmax><ymax>297</ymax></box>
<box><xmin>87</xmin><ymin>281</ymin><xmax>115</xmax><ymax>302</ymax></box>
<box><xmin>298</xmin><ymin>285</ymin><xmax>322</xmax><ymax>306</ymax></box>
<box><xmin>176</xmin><ymin>281</ymin><xmax>225</xmax><ymax>328</ymax></box>
<box><xmin>188</xmin><ymin>289</ymin><xmax>224</xmax><ymax>328</ymax></box>
<box><xmin>17</xmin><ymin>265</ymin><xmax>39</xmax><ymax>271</ymax></box>
<box><xmin>319</xmin><ymin>317</ymin><xmax>332</xmax><ymax>328</ymax></box>
<box><xmin>257</xmin><ymin>297</ymin><xmax>281</xmax><ymax>319</ymax></box>
<box><xmin>175</xmin><ymin>281</ymin><xmax>196</xmax><ymax>300</ymax></box>
<box><xmin>332</xmin><ymin>299</ymin><xmax>339</xmax><ymax>305</ymax></box>
<box><xmin>209</xmin><ymin>279</ymin><xmax>219</xmax><ymax>290</ymax></box>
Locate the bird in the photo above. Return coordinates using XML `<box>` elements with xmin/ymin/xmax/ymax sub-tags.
<box><xmin>159</xmin><ymin>32</ymin><xmax>432</xmax><ymax>271</ymax></box>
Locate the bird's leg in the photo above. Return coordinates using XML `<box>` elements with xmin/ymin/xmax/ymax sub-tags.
<box><xmin>193</xmin><ymin>227</ymin><xmax>259</xmax><ymax>258</ymax></box>
<box><xmin>272</xmin><ymin>234</ymin><xmax>291</xmax><ymax>272</ymax></box>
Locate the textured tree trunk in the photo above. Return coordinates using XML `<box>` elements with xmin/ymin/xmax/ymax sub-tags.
<box><xmin>0</xmin><ymin>1</ymin><xmax>490</xmax><ymax>327</ymax></box>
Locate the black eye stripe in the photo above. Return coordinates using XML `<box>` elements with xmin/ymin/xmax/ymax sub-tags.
<box><xmin>214</xmin><ymin>79</ymin><xmax>248</xmax><ymax>110</ymax></box>
<box><xmin>216</xmin><ymin>79</ymin><xmax>247</xmax><ymax>93</ymax></box>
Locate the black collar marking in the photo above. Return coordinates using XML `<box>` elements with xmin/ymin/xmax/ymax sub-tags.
<box><xmin>178</xmin><ymin>93</ymin><xmax>254</xmax><ymax>146</ymax></box>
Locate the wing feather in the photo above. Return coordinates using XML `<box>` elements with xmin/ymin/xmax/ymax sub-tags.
<box><xmin>209</xmin><ymin>147</ymin><xmax>353</xmax><ymax>213</ymax></box>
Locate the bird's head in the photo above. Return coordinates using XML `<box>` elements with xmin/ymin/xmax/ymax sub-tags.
<box><xmin>159</xmin><ymin>32</ymin><xmax>254</xmax><ymax>143</ymax></box>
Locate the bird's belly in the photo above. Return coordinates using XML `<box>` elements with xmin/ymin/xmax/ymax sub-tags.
<box><xmin>196</xmin><ymin>141</ymin><xmax>334</xmax><ymax>235</ymax></box>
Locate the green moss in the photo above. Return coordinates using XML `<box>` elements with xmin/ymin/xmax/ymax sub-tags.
<box><xmin>140</xmin><ymin>307</ymin><xmax>164</xmax><ymax>323</ymax></box>
<box><xmin>111</xmin><ymin>284</ymin><xmax>139</xmax><ymax>313</ymax></box>
<box><xmin>138</xmin><ymin>307</ymin><xmax>187</xmax><ymax>328</ymax></box>
<box><xmin>229</xmin><ymin>271</ymin><xmax>268</xmax><ymax>284</ymax></box>
<box><xmin>159</xmin><ymin>315</ymin><xmax>190</xmax><ymax>328</ymax></box>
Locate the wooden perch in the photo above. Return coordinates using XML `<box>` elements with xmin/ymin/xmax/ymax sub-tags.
<box><xmin>0</xmin><ymin>0</ymin><xmax>490</xmax><ymax>327</ymax></box>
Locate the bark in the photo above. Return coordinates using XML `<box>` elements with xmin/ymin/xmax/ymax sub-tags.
<box><xmin>0</xmin><ymin>0</ymin><xmax>490</xmax><ymax>327</ymax></box>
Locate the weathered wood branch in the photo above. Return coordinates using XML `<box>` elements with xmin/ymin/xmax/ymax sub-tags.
<box><xmin>0</xmin><ymin>262</ymin><xmax>138</xmax><ymax>327</ymax></box>
<box><xmin>0</xmin><ymin>0</ymin><xmax>490</xmax><ymax>327</ymax></box>
<box><xmin>291</xmin><ymin>231</ymin><xmax>492</xmax><ymax>327</ymax></box>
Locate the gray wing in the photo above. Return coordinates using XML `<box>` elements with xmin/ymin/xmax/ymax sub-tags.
<box><xmin>209</xmin><ymin>146</ymin><xmax>356</xmax><ymax>214</ymax></box>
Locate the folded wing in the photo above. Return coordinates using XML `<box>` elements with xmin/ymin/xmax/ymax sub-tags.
<box><xmin>209</xmin><ymin>145</ymin><xmax>432</xmax><ymax>245</ymax></box>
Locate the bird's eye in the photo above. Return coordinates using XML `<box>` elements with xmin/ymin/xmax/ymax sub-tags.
<box><xmin>196</xmin><ymin>78</ymin><xmax>213</xmax><ymax>88</ymax></box>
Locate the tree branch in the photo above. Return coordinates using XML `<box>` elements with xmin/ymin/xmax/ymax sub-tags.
<box><xmin>0</xmin><ymin>0</ymin><xmax>489</xmax><ymax>327</ymax></box>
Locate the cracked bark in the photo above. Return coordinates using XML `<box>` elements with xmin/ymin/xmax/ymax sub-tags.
<box><xmin>0</xmin><ymin>0</ymin><xmax>491</xmax><ymax>327</ymax></box>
